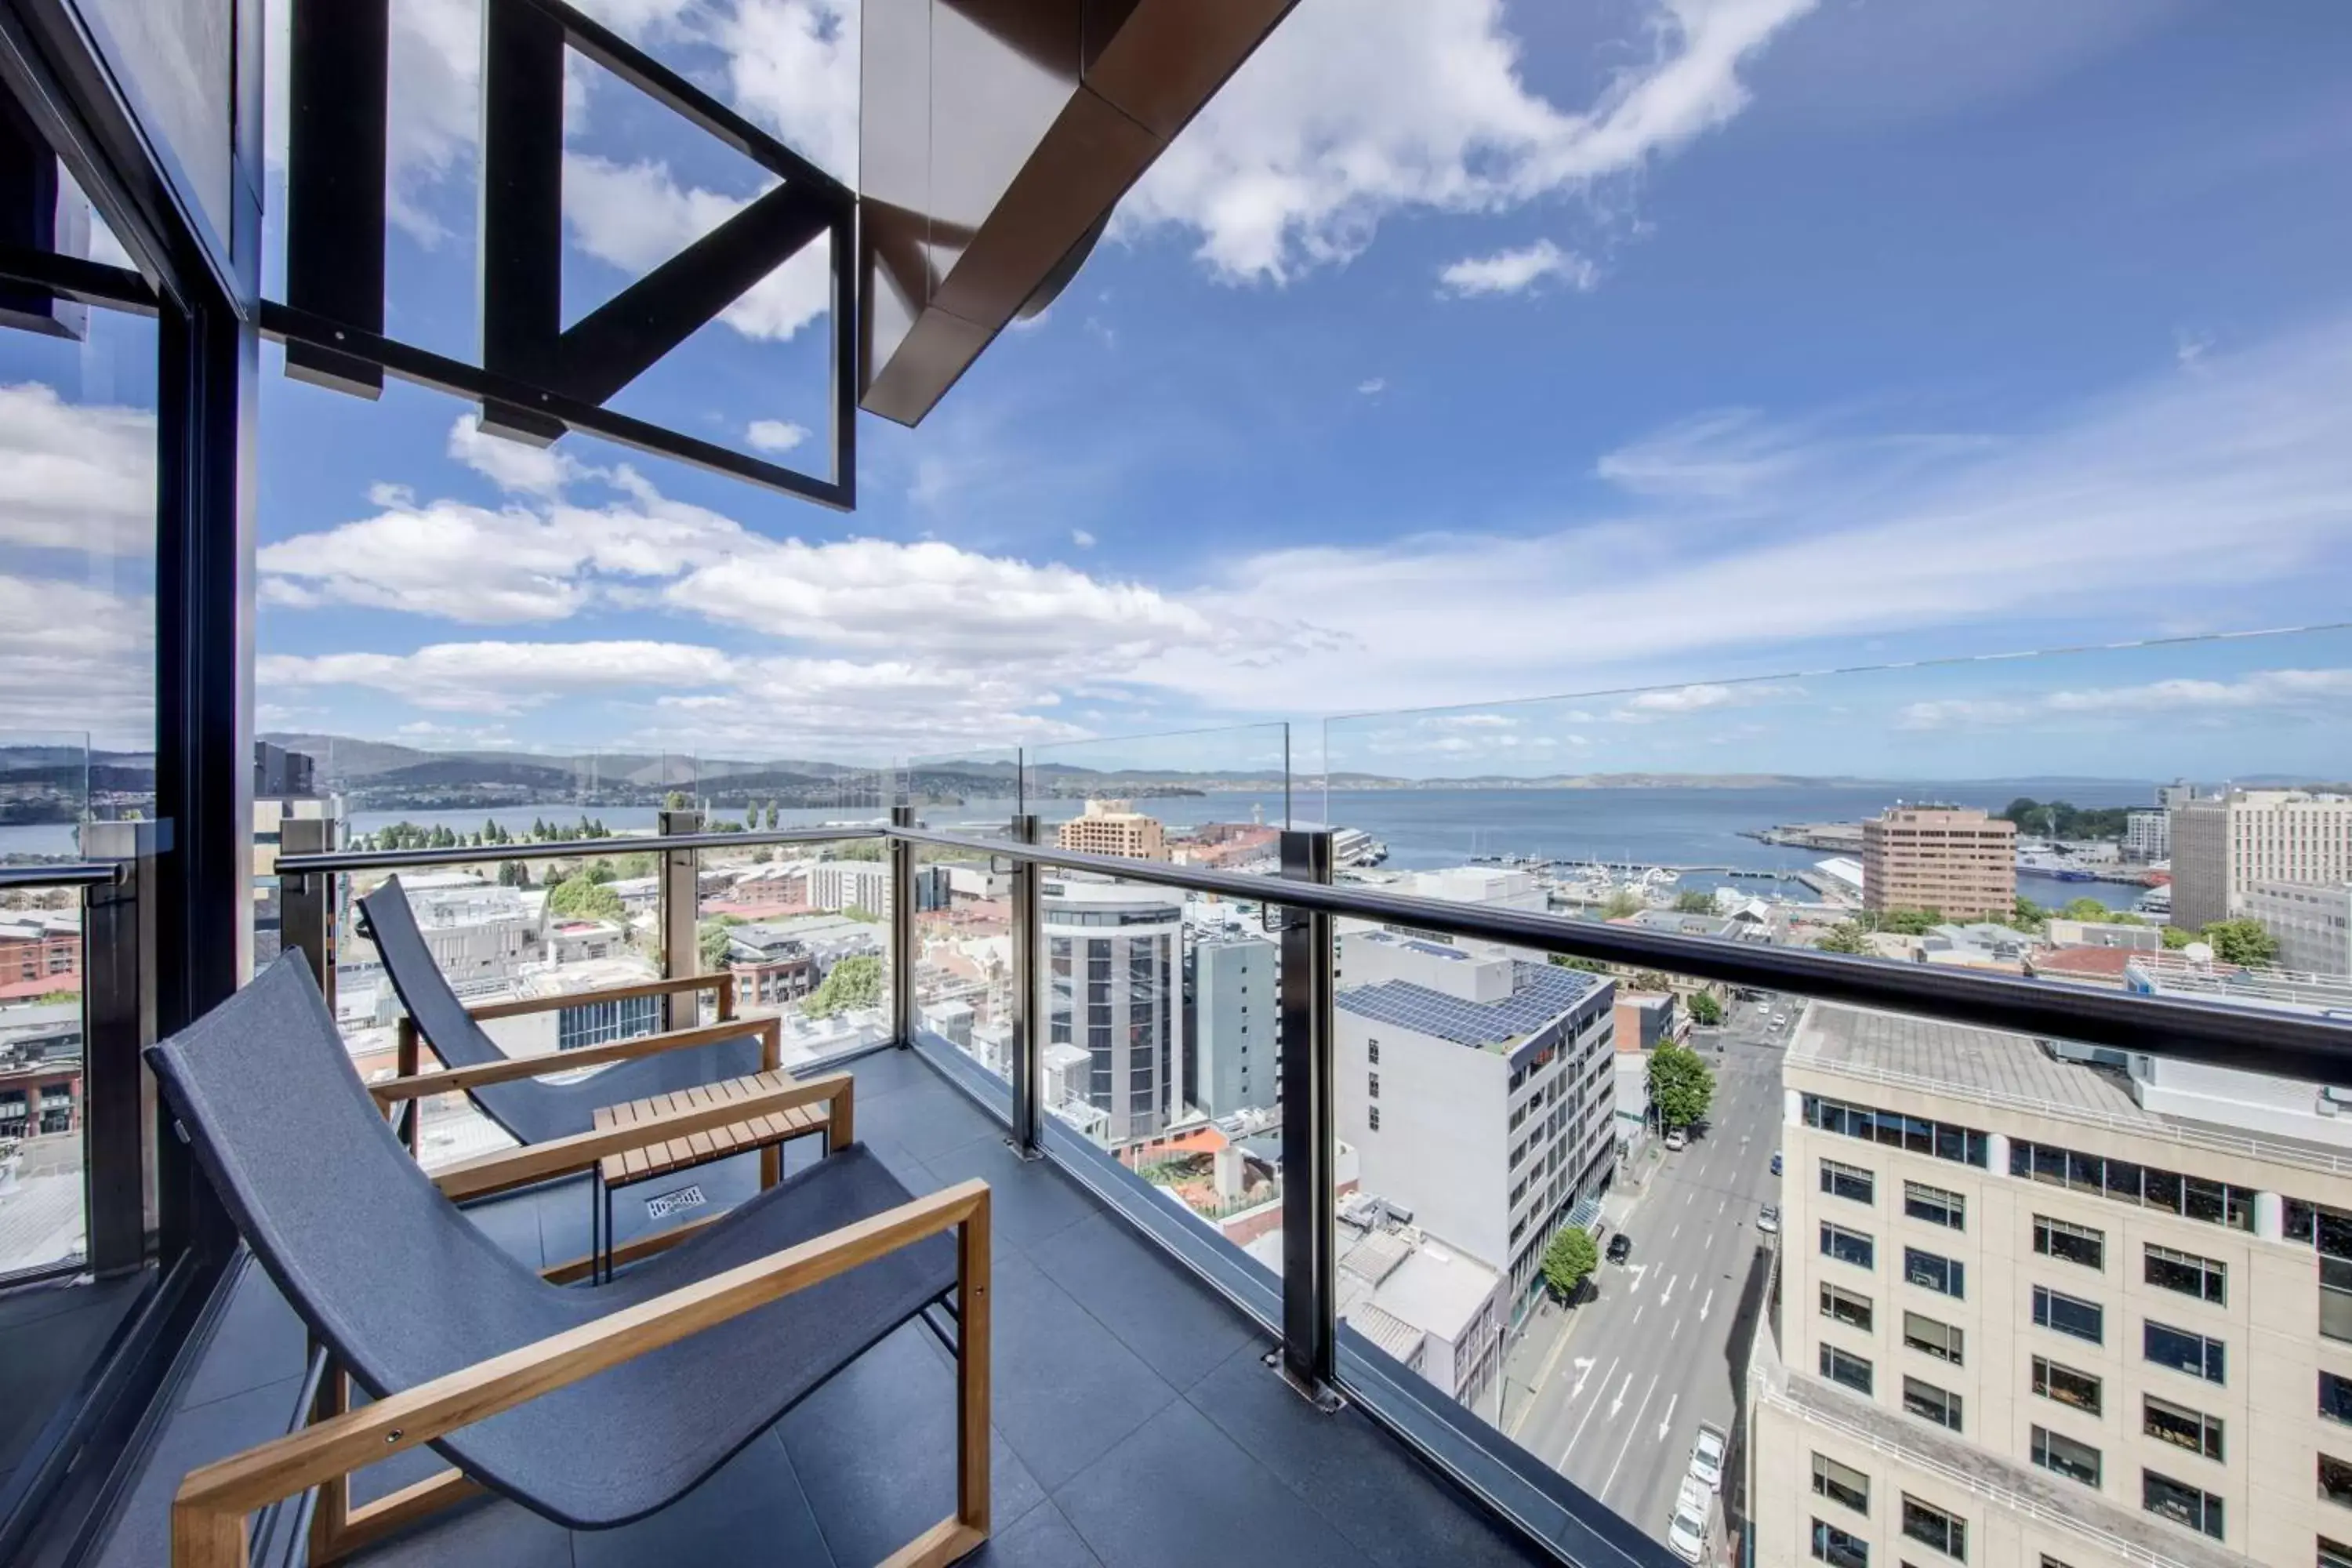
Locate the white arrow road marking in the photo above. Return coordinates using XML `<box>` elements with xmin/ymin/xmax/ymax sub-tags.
<box><xmin>1612</xmin><ymin>1370</ymin><xmax>1633</xmax><ymax>1417</ymax></box>
<box><xmin>1657</xmin><ymin>1392</ymin><xmax>1679</xmax><ymax>1443</ymax></box>
<box><xmin>1602</xmin><ymin>1374</ymin><xmax>1662</xmax><ymax>1497</ymax></box>
<box><xmin>1632</xmin><ymin>1304</ymin><xmax>1645</xmax><ymax>1329</ymax></box>
<box><xmin>1627</xmin><ymin>1263</ymin><xmax>1650</xmax><ymax>1293</ymax></box>
<box><xmin>1700</xmin><ymin>1287</ymin><xmax>1715</xmax><ymax>1323</ymax></box>
<box><xmin>1572</xmin><ymin>1357</ymin><xmax>1595</xmax><ymax>1399</ymax></box>
<box><xmin>1717</xmin><ymin>1197</ymin><xmax>1727</xmax><ymax>1216</ymax></box>
<box><xmin>1658</xmin><ymin>1273</ymin><xmax>1678</xmax><ymax>1311</ymax></box>
<box><xmin>1671</xmin><ymin>1223</ymin><xmax>1681</xmax><ymax>1242</ymax></box>
<box><xmin>1560</xmin><ymin>1356</ymin><xmax>1621</xmax><ymax>1465</ymax></box>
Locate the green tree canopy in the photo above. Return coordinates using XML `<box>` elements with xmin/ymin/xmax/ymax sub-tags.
<box><xmin>1649</xmin><ymin>1041</ymin><xmax>1715</xmax><ymax>1131</ymax></box>
<box><xmin>663</xmin><ymin>790</ymin><xmax>689</xmax><ymax>811</ymax></box>
<box><xmin>1600</xmin><ymin>887</ymin><xmax>1642</xmax><ymax>920</ymax></box>
<box><xmin>1672</xmin><ymin>889</ymin><xmax>1716</xmax><ymax>913</ymax></box>
<box><xmin>497</xmin><ymin>859</ymin><xmax>531</xmax><ymax>887</ymax></box>
<box><xmin>1548</xmin><ymin>954</ymin><xmax>1609</xmax><ymax>974</ymax></box>
<box><xmin>1541</xmin><ymin>1227</ymin><xmax>1600</xmax><ymax>1301</ymax></box>
<box><xmin>1629</xmin><ymin>969</ymin><xmax>1675</xmax><ymax>995</ymax></box>
<box><xmin>2059</xmin><ymin>896</ymin><xmax>2114</xmax><ymax>922</ymax></box>
<box><xmin>1878</xmin><ymin>908</ymin><xmax>1943</xmax><ymax>936</ymax></box>
<box><xmin>1817</xmin><ymin>922</ymin><xmax>1869</xmax><ymax>955</ymax></box>
<box><xmin>546</xmin><ymin>871</ymin><xmax>623</xmax><ymax>922</ymax></box>
<box><xmin>2009</xmin><ymin>896</ymin><xmax>2047</xmax><ymax>932</ymax></box>
<box><xmin>1686</xmin><ymin>991</ymin><xmax>1723</xmax><ymax>1027</ymax></box>
<box><xmin>698</xmin><ymin>918</ymin><xmax>739</xmax><ymax>972</ymax></box>
<box><xmin>805</xmin><ymin>953</ymin><xmax>884</xmax><ymax>1017</ymax></box>
<box><xmin>2161</xmin><ymin>924</ymin><xmax>2195</xmax><ymax>949</ymax></box>
<box><xmin>2200</xmin><ymin>919</ymin><xmax>2280</xmax><ymax>967</ymax></box>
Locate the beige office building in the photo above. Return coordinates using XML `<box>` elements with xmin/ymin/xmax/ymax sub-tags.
<box><xmin>1750</xmin><ymin>1001</ymin><xmax>2352</xmax><ymax>1568</ymax></box>
<box><xmin>2172</xmin><ymin>791</ymin><xmax>2352</xmax><ymax>935</ymax></box>
<box><xmin>1055</xmin><ymin>799</ymin><xmax>1171</xmax><ymax>862</ymax></box>
<box><xmin>1862</xmin><ymin>807</ymin><xmax>2017</xmax><ymax>923</ymax></box>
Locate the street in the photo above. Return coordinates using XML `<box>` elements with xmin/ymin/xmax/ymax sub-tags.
<box><xmin>1508</xmin><ymin>998</ymin><xmax>1786</xmax><ymax>1553</ymax></box>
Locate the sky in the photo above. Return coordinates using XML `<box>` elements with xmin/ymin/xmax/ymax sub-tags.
<box><xmin>5</xmin><ymin>0</ymin><xmax>2352</xmax><ymax>782</ymax></box>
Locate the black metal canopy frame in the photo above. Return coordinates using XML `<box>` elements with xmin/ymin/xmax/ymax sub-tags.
<box><xmin>274</xmin><ymin>0</ymin><xmax>856</xmax><ymax>507</ymax></box>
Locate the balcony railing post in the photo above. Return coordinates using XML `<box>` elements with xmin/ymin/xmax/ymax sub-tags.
<box><xmin>890</xmin><ymin>804</ymin><xmax>916</xmax><ymax>1047</ymax></box>
<box><xmin>658</xmin><ymin>806</ymin><xmax>702</xmax><ymax>1030</ymax></box>
<box><xmin>81</xmin><ymin>820</ymin><xmax>165</xmax><ymax>1278</ymax></box>
<box><xmin>1007</xmin><ymin>815</ymin><xmax>1043</xmax><ymax>1156</ymax></box>
<box><xmin>1275</xmin><ymin>826</ymin><xmax>1341</xmax><ymax>1407</ymax></box>
<box><xmin>278</xmin><ymin>815</ymin><xmax>336</xmax><ymax>1016</ymax></box>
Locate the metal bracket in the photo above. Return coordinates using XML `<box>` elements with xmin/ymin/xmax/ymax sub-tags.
<box><xmin>1262</xmin><ymin>1346</ymin><xmax>1348</xmax><ymax>1414</ymax></box>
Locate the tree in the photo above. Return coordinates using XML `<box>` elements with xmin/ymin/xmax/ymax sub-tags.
<box><xmin>663</xmin><ymin>790</ymin><xmax>688</xmax><ymax>811</ymax></box>
<box><xmin>1878</xmin><ymin>907</ymin><xmax>1943</xmax><ymax>936</ymax></box>
<box><xmin>2161</xmin><ymin>924</ymin><xmax>2195</xmax><ymax>949</ymax></box>
<box><xmin>765</xmin><ymin>804</ymin><xmax>781</xmax><ymax>830</ymax></box>
<box><xmin>2201</xmin><ymin>919</ymin><xmax>2280</xmax><ymax>967</ymax></box>
<box><xmin>1629</xmin><ymin>969</ymin><xmax>1675</xmax><ymax>995</ymax></box>
<box><xmin>1817</xmin><ymin>921</ymin><xmax>1869</xmax><ymax>955</ymax></box>
<box><xmin>1548</xmin><ymin>954</ymin><xmax>1609</xmax><ymax>974</ymax></box>
<box><xmin>2059</xmin><ymin>896</ymin><xmax>2113</xmax><ymax>923</ymax></box>
<box><xmin>805</xmin><ymin>953</ymin><xmax>883</xmax><ymax>1017</ymax></box>
<box><xmin>2008</xmin><ymin>896</ymin><xmax>2047</xmax><ymax>932</ymax></box>
<box><xmin>1541</xmin><ymin>1227</ymin><xmax>1600</xmax><ymax>1302</ymax></box>
<box><xmin>497</xmin><ymin>859</ymin><xmax>531</xmax><ymax>888</ymax></box>
<box><xmin>584</xmin><ymin>858</ymin><xmax>618</xmax><ymax>884</ymax></box>
<box><xmin>1649</xmin><ymin>1041</ymin><xmax>1715</xmax><ymax>1131</ymax></box>
<box><xmin>699</xmin><ymin>919</ymin><xmax>739</xmax><ymax>972</ymax></box>
<box><xmin>546</xmin><ymin>871</ymin><xmax>623</xmax><ymax>921</ymax></box>
<box><xmin>1600</xmin><ymin>887</ymin><xmax>1642</xmax><ymax>920</ymax></box>
<box><xmin>1672</xmin><ymin>889</ymin><xmax>1716</xmax><ymax>914</ymax></box>
<box><xmin>1686</xmin><ymin>991</ymin><xmax>1724</xmax><ymax>1028</ymax></box>
<box><xmin>841</xmin><ymin>905</ymin><xmax>885</xmax><ymax>924</ymax></box>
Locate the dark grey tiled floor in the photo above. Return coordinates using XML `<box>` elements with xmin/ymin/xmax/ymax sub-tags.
<box><xmin>0</xmin><ymin>1270</ymin><xmax>147</xmax><ymax>1477</ymax></box>
<box><xmin>91</xmin><ymin>1047</ymin><xmax>1549</xmax><ymax>1568</ymax></box>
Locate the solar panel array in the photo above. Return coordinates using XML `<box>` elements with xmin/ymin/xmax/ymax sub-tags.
<box><xmin>1336</xmin><ymin>962</ymin><xmax>1602</xmax><ymax>1048</ymax></box>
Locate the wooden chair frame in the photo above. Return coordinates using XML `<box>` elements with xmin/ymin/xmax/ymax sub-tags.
<box><xmin>171</xmin><ymin>1073</ymin><xmax>991</xmax><ymax>1568</ymax></box>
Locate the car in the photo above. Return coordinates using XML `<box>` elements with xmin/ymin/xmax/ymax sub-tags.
<box><xmin>1666</xmin><ymin>1476</ymin><xmax>1711</xmax><ymax>1564</ymax></box>
<box><xmin>1688</xmin><ymin>1422</ymin><xmax>1729</xmax><ymax>1491</ymax></box>
<box><xmin>1606</xmin><ymin>1232</ymin><xmax>1634</xmax><ymax>1265</ymax></box>
<box><xmin>1757</xmin><ymin>1203</ymin><xmax>1780</xmax><ymax>1236</ymax></box>
<box><xmin>1664</xmin><ymin>1127</ymin><xmax>1687</xmax><ymax>1151</ymax></box>
<box><xmin>1770</xmin><ymin>1150</ymin><xmax>1783</xmax><ymax>1175</ymax></box>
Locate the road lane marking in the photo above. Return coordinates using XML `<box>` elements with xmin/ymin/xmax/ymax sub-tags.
<box><xmin>1700</xmin><ymin>1287</ymin><xmax>1715</xmax><ymax>1323</ymax></box>
<box><xmin>1671</xmin><ymin>1223</ymin><xmax>1681</xmax><ymax>1241</ymax></box>
<box><xmin>1572</xmin><ymin>1357</ymin><xmax>1595</xmax><ymax>1399</ymax></box>
<box><xmin>1560</xmin><ymin>1356</ymin><xmax>1621</xmax><ymax>1465</ymax></box>
<box><xmin>1632</xmin><ymin>1304</ymin><xmax>1644</xmax><ymax>1329</ymax></box>
<box><xmin>1658</xmin><ymin>1273</ymin><xmax>1678</xmax><ymax>1310</ymax></box>
<box><xmin>1600</xmin><ymin>1374</ymin><xmax>1661</xmax><ymax>1497</ymax></box>
<box><xmin>1657</xmin><ymin>1392</ymin><xmax>1679</xmax><ymax>1443</ymax></box>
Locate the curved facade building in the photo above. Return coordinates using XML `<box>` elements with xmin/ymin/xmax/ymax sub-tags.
<box><xmin>1043</xmin><ymin>877</ymin><xmax>1186</xmax><ymax>1147</ymax></box>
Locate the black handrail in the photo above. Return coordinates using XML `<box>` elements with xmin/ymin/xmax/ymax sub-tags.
<box><xmin>274</xmin><ymin>824</ymin><xmax>885</xmax><ymax>876</ymax></box>
<box><xmin>0</xmin><ymin>862</ymin><xmax>124</xmax><ymax>890</ymax></box>
<box><xmin>885</xmin><ymin>826</ymin><xmax>2352</xmax><ymax>1083</ymax></box>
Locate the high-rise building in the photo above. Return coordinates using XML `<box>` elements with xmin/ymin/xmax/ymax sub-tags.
<box><xmin>2245</xmin><ymin>881</ymin><xmax>2352</xmax><ymax>977</ymax></box>
<box><xmin>1054</xmin><ymin>799</ymin><xmax>1171</xmax><ymax>862</ymax></box>
<box><xmin>2169</xmin><ymin>790</ymin><xmax>2352</xmax><ymax>934</ymax></box>
<box><xmin>1333</xmin><ymin>931</ymin><xmax>1617</xmax><ymax>1322</ymax></box>
<box><xmin>1185</xmin><ymin>935</ymin><xmax>1276</xmax><ymax>1119</ymax></box>
<box><xmin>1754</xmin><ymin>999</ymin><xmax>2352</xmax><ymax>1568</ymax></box>
<box><xmin>1043</xmin><ymin>877</ymin><xmax>1184</xmax><ymax>1145</ymax></box>
<box><xmin>2123</xmin><ymin>808</ymin><xmax>2170</xmax><ymax>862</ymax></box>
<box><xmin>1861</xmin><ymin>806</ymin><xmax>2017</xmax><ymax>923</ymax></box>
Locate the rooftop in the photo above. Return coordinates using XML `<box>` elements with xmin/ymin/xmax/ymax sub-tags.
<box><xmin>1791</xmin><ymin>1002</ymin><xmax>2142</xmax><ymax>1118</ymax></box>
<box><xmin>1337</xmin><ymin>960</ymin><xmax>1600</xmax><ymax>1052</ymax></box>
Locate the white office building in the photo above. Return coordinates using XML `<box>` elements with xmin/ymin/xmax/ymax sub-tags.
<box><xmin>2123</xmin><ymin>808</ymin><xmax>2170</xmax><ymax>862</ymax></box>
<box><xmin>2245</xmin><ymin>880</ymin><xmax>2352</xmax><ymax>978</ymax></box>
<box><xmin>1186</xmin><ymin>935</ymin><xmax>1276</xmax><ymax>1120</ymax></box>
<box><xmin>1334</xmin><ymin>931</ymin><xmax>1616</xmax><ymax>1322</ymax></box>
<box><xmin>2170</xmin><ymin>789</ymin><xmax>2352</xmax><ymax>932</ymax></box>
<box><xmin>1043</xmin><ymin>877</ymin><xmax>1185</xmax><ymax>1146</ymax></box>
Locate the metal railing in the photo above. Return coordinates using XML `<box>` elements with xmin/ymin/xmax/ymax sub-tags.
<box><xmin>262</xmin><ymin>815</ymin><xmax>2352</xmax><ymax>1568</ymax></box>
<box><xmin>0</xmin><ymin>862</ymin><xmax>123</xmax><ymax>890</ymax></box>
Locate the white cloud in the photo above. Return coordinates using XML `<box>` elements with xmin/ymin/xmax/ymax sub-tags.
<box><xmin>447</xmin><ymin>415</ymin><xmax>586</xmax><ymax>496</ymax></box>
<box><xmin>2176</xmin><ymin>328</ymin><xmax>2215</xmax><ymax>368</ymax></box>
<box><xmin>1900</xmin><ymin>669</ymin><xmax>2352</xmax><ymax>731</ymax></box>
<box><xmin>0</xmin><ymin>574</ymin><xmax>153</xmax><ymax>742</ymax></box>
<box><xmin>1121</xmin><ymin>0</ymin><xmax>1817</xmax><ymax>281</ymax></box>
<box><xmin>1436</xmin><ymin>239</ymin><xmax>1598</xmax><ymax>297</ymax></box>
<box><xmin>260</xmin><ymin>640</ymin><xmax>739</xmax><ymax>714</ymax></box>
<box><xmin>1357</xmin><ymin>377</ymin><xmax>1386</xmax><ymax>395</ymax></box>
<box><xmin>720</xmin><ymin>0</ymin><xmax>859</xmax><ymax>184</ymax></box>
<box><xmin>0</xmin><ymin>383</ymin><xmax>156</xmax><ymax>555</ymax></box>
<box><xmin>1070</xmin><ymin>529</ymin><xmax>1097</xmax><ymax>549</ymax></box>
<box><xmin>746</xmin><ymin>419</ymin><xmax>811</xmax><ymax>453</ymax></box>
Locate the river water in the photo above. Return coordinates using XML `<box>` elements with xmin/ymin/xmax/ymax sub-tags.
<box><xmin>0</xmin><ymin>779</ymin><xmax>2154</xmax><ymax>910</ymax></box>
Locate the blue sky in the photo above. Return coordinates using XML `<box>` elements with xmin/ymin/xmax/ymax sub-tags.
<box><xmin>5</xmin><ymin>0</ymin><xmax>2352</xmax><ymax>780</ymax></box>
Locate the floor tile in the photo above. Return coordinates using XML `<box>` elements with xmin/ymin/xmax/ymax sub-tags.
<box><xmin>1053</xmin><ymin>1402</ymin><xmax>1363</xmax><ymax>1568</ymax></box>
<box><xmin>856</xmin><ymin>1078</ymin><xmax>1004</xmax><ymax>1163</ymax></box>
<box><xmin>352</xmin><ymin>1493</ymin><xmax>573</xmax><ymax>1566</ymax></box>
<box><xmin>177</xmin><ymin>1259</ymin><xmax>307</xmax><ymax>1410</ymax></box>
<box><xmin>985</xmin><ymin>1254</ymin><xmax>1175</xmax><ymax>1491</ymax></box>
<box><xmin>1189</xmin><ymin>1348</ymin><xmax>1545</xmax><ymax>1568</ymax></box>
<box><xmin>920</xmin><ymin>1137</ymin><xmax>1102</xmax><ymax>1254</ymax></box>
<box><xmin>780</xmin><ymin>1322</ymin><xmax>1044</xmax><ymax>1567</ymax></box>
<box><xmin>1028</xmin><ymin>1211</ymin><xmax>1257</xmax><ymax>1392</ymax></box>
<box><xmin>572</xmin><ymin>1431</ymin><xmax>831</xmax><ymax>1568</ymax></box>
<box><xmin>92</xmin><ymin>1376</ymin><xmax>307</xmax><ymax>1568</ymax></box>
<box><xmin>969</xmin><ymin>1500</ymin><xmax>1104</xmax><ymax>1568</ymax></box>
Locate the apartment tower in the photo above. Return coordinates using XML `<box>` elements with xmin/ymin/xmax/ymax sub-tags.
<box><xmin>1862</xmin><ymin>806</ymin><xmax>2018</xmax><ymax>923</ymax></box>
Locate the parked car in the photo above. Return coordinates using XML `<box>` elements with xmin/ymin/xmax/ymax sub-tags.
<box><xmin>1607</xmin><ymin>1232</ymin><xmax>1634</xmax><ymax>1265</ymax></box>
<box><xmin>1664</xmin><ymin>1127</ymin><xmax>1688</xmax><ymax>1151</ymax></box>
<box><xmin>1689</xmin><ymin>1421</ymin><xmax>1729</xmax><ymax>1491</ymax></box>
<box><xmin>1770</xmin><ymin>1150</ymin><xmax>1783</xmax><ymax>1175</ymax></box>
<box><xmin>1667</xmin><ymin>1475</ymin><xmax>1711</xmax><ymax>1564</ymax></box>
<box><xmin>1757</xmin><ymin>1203</ymin><xmax>1780</xmax><ymax>1236</ymax></box>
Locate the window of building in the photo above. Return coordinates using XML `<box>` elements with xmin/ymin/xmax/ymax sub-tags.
<box><xmin>1812</xmin><ymin>1519</ymin><xmax>1869</xmax><ymax>1568</ymax></box>
<box><xmin>1904</xmin><ymin>1248</ymin><xmax>1964</xmax><ymax>1299</ymax></box>
<box><xmin>1801</xmin><ymin>1095</ymin><xmax>1989</xmax><ymax>1168</ymax></box>
<box><xmin>2321</xmin><ymin>1535</ymin><xmax>2352</xmax><ymax>1568</ymax></box>
<box><xmin>1822</xmin><ymin>1158</ymin><xmax>1875</xmax><ymax>1205</ymax></box>
<box><xmin>1821</xmin><ymin>1283</ymin><xmax>1874</xmax><ymax>1333</ymax></box>
<box><xmin>1368</xmin><ymin>1106</ymin><xmax>1381</xmax><ymax>1132</ymax></box>
<box><xmin>2324</xmin><ymin>1371</ymin><xmax>2352</xmax><ymax>1428</ymax></box>
<box><xmin>2031</xmin><ymin>1425</ymin><xmax>2102</xmax><ymax>1488</ymax></box>
<box><xmin>2325</xmin><ymin>1258</ymin><xmax>2352</xmax><ymax>1345</ymax></box>
<box><xmin>1813</xmin><ymin>1454</ymin><xmax>1870</xmax><ymax>1515</ymax></box>
<box><xmin>2010</xmin><ymin>1142</ymin><xmax>2254</xmax><ymax>1233</ymax></box>
<box><xmin>2325</xmin><ymin>1455</ymin><xmax>2352</xmax><ymax>1510</ymax></box>
<box><xmin>1822</xmin><ymin>1222</ymin><xmax>1875</xmax><ymax>1270</ymax></box>
<box><xmin>2144</xmin><ymin>1244</ymin><xmax>2225</xmax><ymax>1305</ymax></box>
<box><xmin>1904</xmin><ymin>1181</ymin><xmax>1965</xmax><ymax>1231</ymax></box>
<box><xmin>1820</xmin><ymin>1342</ymin><xmax>1874</xmax><ymax>1396</ymax></box>
<box><xmin>1902</xmin><ymin>1377</ymin><xmax>1962</xmax><ymax>1432</ymax></box>
<box><xmin>2143</xmin><ymin>1395</ymin><xmax>2223</xmax><ymax>1462</ymax></box>
<box><xmin>2038</xmin><ymin>1557</ymin><xmax>2078</xmax><ymax>1568</ymax></box>
<box><xmin>1904</xmin><ymin>1312</ymin><xmax>1962</xmax><ymax>1365</ymax></box>
<box><xmin>2032</xmin><ymin>1286</ymin><xmax>2103</xmax><ymax>1344</ymax></box>
<box><xmin>1368</xmin><ymin>1073</ymin><xmax>1380</xmax><ymax>1099</ymax></box>
<box><xmin>1368</xmin><ymin>1040</ymin><xmax>1379</xmax><ymax>1064</ymax></box>
<box><xmin>1900</xmin><ymin>1496</ymin><xmax>1967</xmax><ymax>1560</ymax></box>
<box><xmin>2033</xmin><ymin>1216</ymin><xmax>2105</xmax><ymax>1272</ymax></box>
<box><xmin>2031</xmin><ymin>1356</ymin><xmax>2101</xmax><ymax>1416</ymax></box>
<box><xmin>2143</xmin><ymin>1471</ymin><xmax>2223</xmax><ymax>1539</ymax></box>
<box><xmin>2144</xmin><ymin>1322</ymin><xmax>2225</xmax><ymax>1384</ymax></box>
